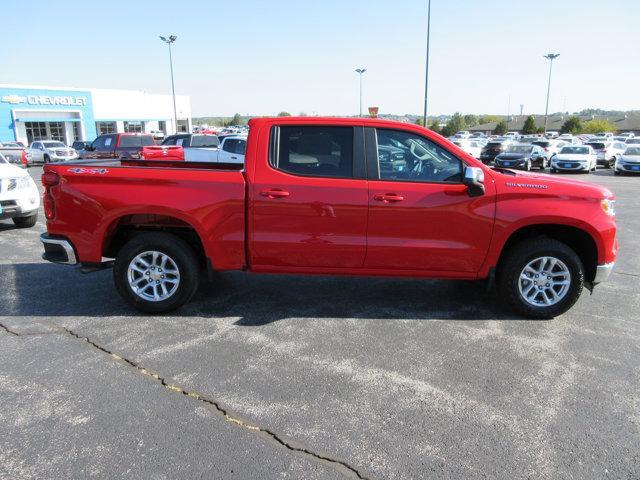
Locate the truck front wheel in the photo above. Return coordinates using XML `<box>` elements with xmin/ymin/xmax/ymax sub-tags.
<box><xmin>498</xmin><ymin>238</ymin><xmax>584</xmax><ymax>319</ymax></box>
<box><xmin>113</xmin><ymin>232</ymin><xmax>199</xmax><ymax>313</ymax></box>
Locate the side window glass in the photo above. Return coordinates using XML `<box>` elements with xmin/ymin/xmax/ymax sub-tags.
<box><xmin>236</xmin><ymin>140</ymin><xmax>246</xmax><ymax>155</ymax></box>
<box><xmin>92</xmin><ymin>137</ymin><xmax>105</xmax><ymax>149</ymax></box>
<box><xmin>271</xmin><ymin>126</ymin><xmax>354</xmax><ymax>178</ymax></box>
<box><xmin>223</xmin><ymin>139</ymin><xmax>237</xmax><ymax>153</ymax></box>
<box><xmin>376</xmin><ymin>129</ymin><xmax>462</xmax><ymax>183</ymax></box>
<box><xmin>176</xmin><ymin>138</ymin><xmax>184</xmax><ymax>146</ymax></box>
<box><xmin>104</xmin><ymin>137</ymin><xmax>112</xmax><ymax>148</ymax></box>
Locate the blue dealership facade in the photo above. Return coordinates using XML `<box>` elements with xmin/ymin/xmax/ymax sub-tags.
<box><xmin>0</xmin><ymin>84</ymin><xmax>191</xmax><ymax>146</ymax></box>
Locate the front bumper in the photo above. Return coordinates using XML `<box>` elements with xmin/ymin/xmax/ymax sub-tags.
<box><xmin>40</xmin><ymin>233</ymin><xmax>77</xmax><ymax>265</ymax></box>
<box><xmin>615</xmin><ymin>162</ymin><xmax>640</xmax><ymax>173</ymax></box>
<box><xmin>495</xmin><ymin>160</ymin><xmax>525</xmax><ymax>169</ymax></box>
<box><xmin>552</xmin><ymin>161</ymin><xmax>589</xmax><ymax>171</ymax></box>
<box><xmin>593</xmin><ymin>263</ymin><xmax>615</xmax><ymax>284</ymax></box>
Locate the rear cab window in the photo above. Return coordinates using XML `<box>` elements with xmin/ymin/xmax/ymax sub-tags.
<box><xmin>119</xmin><ymin>135</ymin><xmax>155</xmax><ymax>148</ymax></box>
<box><xmin>270</xmin><ymin>126</ymin><xmax>354</xmax><ymax>178</ymax></box>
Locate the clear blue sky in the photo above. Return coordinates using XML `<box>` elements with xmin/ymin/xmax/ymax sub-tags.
<box><xmin>1</xmin><ymin>0</ymin><xmax>638</xmax><ymax>117</ymax></box>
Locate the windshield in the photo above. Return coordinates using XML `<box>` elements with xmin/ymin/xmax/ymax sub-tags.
<box><xmin>587</xmin><ymin>142</ymin><xmax>606</xmax><ymax>150</ymax></box>
<box><xmin>190</xmin><ymin>135</ymin><xmax>220</xmax><ymax>148</ymax></box>
<box><xmin>506</xmin><ymin>145</ymin><xmax>532</xmax><ymax>154</ymax></box>
<box><xmin>42</xmin><ymin>141</ymin><xmax>65</xmax><ymax>148</ymax></box>
<box><xmin>625</xmin><ymin>147</ymin><xmax>640</xmax><ymax>155</ymax></box>
<box><xmin>560</xmin><ymin>147</ymin><xmax>589</xmax><ymax>154</ymax></box>
<box><xmin>119</xmin><ymin>135</ymin><xmax>155</xmax><ymax>148</ymax></box>
<box><xmin>532</xmin><ymin>141</ymin><xmax>550</xmax><ymax>148</ymax></box>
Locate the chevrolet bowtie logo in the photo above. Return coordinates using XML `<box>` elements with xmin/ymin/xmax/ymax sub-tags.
<box><xmin>1</xmin><ymin>94</ymin><xmax>26</xmax><ymax>104</ymax></box>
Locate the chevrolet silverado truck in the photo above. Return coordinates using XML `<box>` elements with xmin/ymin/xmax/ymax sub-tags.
<box><xmin>40</xmin><ymin>117</ymin><xmax>617</xmax><ymax>319</ymax></box>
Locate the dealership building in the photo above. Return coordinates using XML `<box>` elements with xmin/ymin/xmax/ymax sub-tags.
<box><xmin>0</xmin><ymin>84</ymin><xmax>192</xmax><ymax>146</ymax></box>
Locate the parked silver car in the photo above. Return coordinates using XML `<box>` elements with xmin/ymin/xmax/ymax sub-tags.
<box><xmin>614</xmin><ymin>146</ymin><xmax>640</xmax><ymax>175</ymax></box>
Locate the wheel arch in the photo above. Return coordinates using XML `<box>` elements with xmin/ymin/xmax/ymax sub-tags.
<box><xmin>102</xmin><ymin>213</ymin><xmax>208</xmax><ymax>268</ymax></box>
<box><xmin>494</xmin><ymin>223</ymin><xmax>599</xmax><ymax>283</ymax></box>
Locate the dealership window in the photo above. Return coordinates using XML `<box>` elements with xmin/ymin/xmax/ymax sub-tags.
<box><xmin>25</xmin><ymin>122</ymin><xmax>48</xmax><ymax>144</ymax></box>
<box><xmin>177</xmin><ymin>120</ymin><xmax>188</xmax><ymax>133</ymax></box>
<box><xmin>72</xmin><ymin>122</ymin><xmax>81</xmax><ymax>142</ymax></box>
<box><xmin>124</xmin><ymin>121</ymin><xmax>144</xmax><ymax>133</ymax></box>
<box><xmin>158</xmin><ymin>121</ymin><xmax>167</xmax><ymax>134</ymax></box>
<box><xmin>96</xmin><ymin>121</ymin><xmax>117</xmax><ymax>135</ymax></box>
<box><xmin>48</xmin><ymin>122</ymin><xmax>65</xmax><ymax>142</ymax></box>
<box><xmin>271</xmin><ymin>126</ymin><xmax>354</xmax><ymax>178</ymax></box>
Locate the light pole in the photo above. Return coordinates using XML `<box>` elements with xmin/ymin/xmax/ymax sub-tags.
<box><xmin>355</xmin><ymin>68</ymin><xmax>366</xmax><ymax>117</ymax></box>
<box><xmin>422</xmin><ymin>0</ymin><xmax>432</xmax><ymax>128</ymax></box>
<box><xmin>160</xmin><ymin>35</ymin><xmax>178</xmax><ymax>133</ymax></box>
<box><xmin>543</xmin><ymin>53</ymin><xmax>560</xmax><ymax>134</ymax></box>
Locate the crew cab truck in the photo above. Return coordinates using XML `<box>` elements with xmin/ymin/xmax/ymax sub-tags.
<box><xmin>80</xmin><ymin>133</ymin><xmax>156</xmax><ymax>160</ymax></box>
<box><xmin>40</xmin><ymin>117</ymin><xmax>617</xmax><ymax>319</ymax></box>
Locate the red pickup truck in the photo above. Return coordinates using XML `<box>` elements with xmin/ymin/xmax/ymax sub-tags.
<box><xmin>80</xmin><ymin>133</ymin><xmax>157</xmax><ymax>160</ymax></box>
<box><xmin>40</xmin><ymin>117</ymin><xmax>617</xmax><ymax>318</ymax></box>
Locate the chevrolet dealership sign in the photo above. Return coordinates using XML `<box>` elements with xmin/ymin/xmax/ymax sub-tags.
<box><xmin>1</xmin><ymin>94</ymin><xmax>87</xmax><ymax>106</ymax></box>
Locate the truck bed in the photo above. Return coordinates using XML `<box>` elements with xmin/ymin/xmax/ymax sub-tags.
<box><xmin>44</xmin><ymin>160</ymin><xmax>247</xmax><ymax>269</ymax></box>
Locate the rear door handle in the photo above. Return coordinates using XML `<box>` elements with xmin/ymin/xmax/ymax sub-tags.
<box><xmin>260</xmin><ymin>189</ymin><xmax>290</xmax><ymax>199</ymax></box>
<box><xmin>374</xmin><ymin>193</ymin><xmax>404</xmax><ymax>203</ymax></box>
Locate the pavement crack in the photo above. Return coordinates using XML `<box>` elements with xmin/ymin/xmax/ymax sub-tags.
<box><xmin>0</xmin><ymin>322</ymin><xmax>19</xmax><ymax>336</ymax></box>
<box><xmin>62</xmin><ymin>327</ymin><xmax>369</xmax><ymax>480</ymax></box>
<box><xmin>614</xmin><ymin>270</ymin><xmax>640</xmax><ymax>278</ymax></box>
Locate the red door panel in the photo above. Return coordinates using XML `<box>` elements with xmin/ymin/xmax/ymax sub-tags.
<box><xmin>366</xmin><ymin>180</ymin><xmax>496</xmax><ymax>273</ymax></box>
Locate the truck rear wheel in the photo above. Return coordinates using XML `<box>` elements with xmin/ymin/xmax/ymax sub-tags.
<box><xmin>498</xmin><ymin>238</ymin><xmax>584</xmax><ymax>319</ymax></box>
<box><xmin>113</xmin><ymin>232</ymin><xmax>199</xmax><ymax>313</ymax></box>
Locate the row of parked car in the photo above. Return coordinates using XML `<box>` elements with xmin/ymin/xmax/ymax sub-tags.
<box><xmin>0</xmin><ymin>131</ymin><xmax>249</xmax><ymax>168</ymax></box>
<box><xmin>450</xmin><ymin>132</ymin><xmax>640</xmax><ymax>174</ymax></box>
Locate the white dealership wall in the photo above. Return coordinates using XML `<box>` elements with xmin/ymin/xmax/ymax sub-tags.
<box><xmin>0</xmin><ymin>83</ymin><xmax>191</xmax><ymax>145</ymax></box>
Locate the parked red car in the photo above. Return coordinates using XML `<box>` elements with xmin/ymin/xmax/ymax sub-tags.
<box><xmin>41</xmin><ymin>117</ymin><xmax>617</xmax><ymax>318</ymax></box>
<box><xmin>80</xmin><ymin>133</ymin><xmax>156</xmax><ymax>160</ymax></box>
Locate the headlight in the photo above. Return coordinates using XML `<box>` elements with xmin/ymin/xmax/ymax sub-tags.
<box><xmin>601</xmin><ymin>199</ymin><xmax>616</xmax><ymax>217</ymax></box>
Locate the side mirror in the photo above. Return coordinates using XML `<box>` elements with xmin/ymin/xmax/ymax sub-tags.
<box><xmin>463</xmin><ymin>166</ymin><xmax>485</xmax><ymax>197</ymax></box>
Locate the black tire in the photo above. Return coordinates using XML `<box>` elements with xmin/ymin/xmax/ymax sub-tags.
<box><xmin>113</xmin><ymin>232</ymin><xmax>200</xmax><ymax>313</ymax></box>
<box><xmin>43</xmin><ymin>154</ymin><xmax>50</xmax><ymax>164</ymax></box>
<box><xmin>550</xmin><ymin>168</ymin><xmax>557</xmax><ymax>174</ymax></box>
<box><xmin>614</xmin><ymin>170</ymin><xmax>621</xmax><ymax>176</ymax></box>
<box><xmin>12</xmin><ymin>214</ymin><xmax>37</xmax><ymax>228</ymax></box>
<box><xmin>498</xmin><ymin>238</ymin><xmax>584</xmax><ymax>319</ymax></box>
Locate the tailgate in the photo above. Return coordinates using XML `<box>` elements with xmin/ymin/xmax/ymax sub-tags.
<box><xmin>140</xmin><ymin>145</ymin><xmax>184</xmax><ymax>160</ymax></box>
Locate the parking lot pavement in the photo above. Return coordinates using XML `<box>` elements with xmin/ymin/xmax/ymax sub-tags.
<box><xmin>1</xmin><ymin>167</ymin><xmax>639</xmax><ymax>479</ymax></box>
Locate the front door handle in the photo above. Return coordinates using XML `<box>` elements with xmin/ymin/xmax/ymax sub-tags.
<box><xmin>374</xmin><ymin>193</ymin><xmax>404</xmax><ymax>203</ymax></box>
<box><xmin>260</xmin><ymin>189</ymin><xmax>290</xmax><ymax>199</ymax></box>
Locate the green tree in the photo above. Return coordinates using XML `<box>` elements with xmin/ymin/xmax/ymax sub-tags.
<box><xmin>463</xmin><ymin>114</ymin><xmax>479</xmax><ymax>127</ymax></box>
<box><xmin>522</xmin><ymin>115</ymin><xmax>538</xmax><ymax>134</ymax></box>
<box><xmin>441</xmin><ymin>113</ymin><xmax>466</xmax><ymax>137</ymax></box>
<box><xmin>478</xmin><ymin>115</ymin><xmax>501</xmax><ymax>124</ymax></box>
<box><xmin>429</xmin><ymin>122</ymin><xmax>441</xmax><ymax>134</ymax></box>
<box><xmin>227</xmin><ymin>113</ymin><xmax>243</xmax><ymax>126</ymax></box>
<box><xmin>415</xmin><ymin>118</ymin><xmax>425</xmax><ymax>126</ymax></box>
<box><xmin>277</xmin><ymin>111</ymin><xmax>292</xmax><ymax>117</ymax></box>
<box><xmin>493</xmin><ymin>120</ymin><xmax>508</xmax><ymax>135</ymax></box>
<box><xmin>560</xmin><ymin>116</ymin><xmax>583</xmax><ymax>134</ymax></box>
<box><xmin>582</xmin><ymin>119</ymin><xmax>616</xmax><ymax>134</ymax></box>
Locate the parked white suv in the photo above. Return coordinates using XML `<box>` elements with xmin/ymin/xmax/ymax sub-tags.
<box><xmin>28</xmin><ymin>140</ymin><xmax>78</xmax><ymax>164</ymax></box>
<box><xmin>586</xmin><ymin>140</ymin><xmax>627</xmax><ymax>168</ymax></box>
<box><xmin>0</xmin><ymin>153</ymin><xmax>40</xmax><ymax>227</ymax></box>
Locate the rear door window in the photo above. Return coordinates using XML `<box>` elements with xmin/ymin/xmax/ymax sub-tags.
<box><xmin>271</xmin><ymin>126</ymin><xmax>354</xmax><ymax>178</ymax></box>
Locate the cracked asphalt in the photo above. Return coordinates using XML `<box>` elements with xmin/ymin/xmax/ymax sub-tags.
<box><xmin>1</xmin><ymin>167</ymin><xmax>639</xmax><ymax>479</ymax></box>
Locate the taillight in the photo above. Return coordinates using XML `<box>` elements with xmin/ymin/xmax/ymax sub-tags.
<box><xmin>42</xmin><ymin>171</ymin><xmax>60</xmax><ymax>187</ymax></box>
<box><xmin>21</xmin><ymin>150</ymin><xmax>28</xmax><ymax>166</ymax></box>
<box><xmin>43</xmin><ymin>193</ymin><xmax>55</xmax><ymax>219</ymax></box>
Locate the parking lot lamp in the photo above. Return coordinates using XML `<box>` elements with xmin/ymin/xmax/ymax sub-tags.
<box><xmin>160</xmin><ymin>35</ymin><xmax>179</xmax><ymax>133</ymax></box>
<box><xmin>422</xmin><ymin>0</ymin><xmax>432</xmax><ymax>127</ymax></box>
<box><xmin>543</xmin><ymin>53</ymin><xmax>560</xmax><ymax>134</ymax></box>
<box><xmin>355</xmin><ymin>68</ymin><xmax>366</xmax><ymax>117</ymax></box>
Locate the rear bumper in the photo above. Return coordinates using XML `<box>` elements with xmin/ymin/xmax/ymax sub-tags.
<box><xmin>40</xmin><ymin>233</ymin><xmax>77</xmax><ymax>265</ymax></box>
<box><xmin>593</xmin><ymin>262</ymin><xmax>615</xmax><ymax>284</ymax></box>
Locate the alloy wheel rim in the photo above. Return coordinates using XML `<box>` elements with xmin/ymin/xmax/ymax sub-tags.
<box><xmin>127</xmin><ymin>251</ymin><xmax>180</xmax><ymax>302</ymax></box>
<box><xmin>518</xmin><ymin>256</ymin><xmax>571</xmax><ymax>307</ymax></box>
